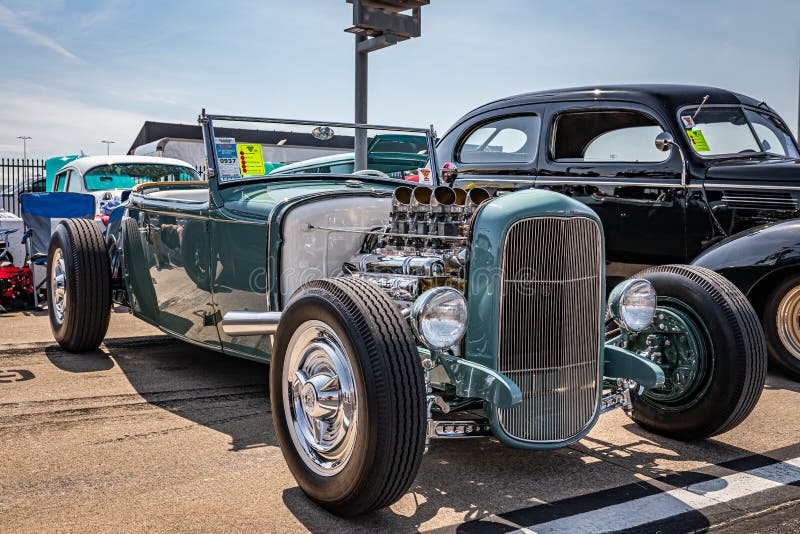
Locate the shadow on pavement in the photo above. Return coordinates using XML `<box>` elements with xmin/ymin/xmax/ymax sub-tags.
<box><xmin>764</xmin><ymin>370</ymin><xmax>800</xmax><ymax>393</ymax></box>
<box><xmin>45</xmin><ymin>346</ymin><xmax>115</xmax><ymax>372</ymax></box>
<box><xmin>45</xmin><ymin>336</ymin><xmax>274</xmax><ymax>452</ymax></box>
<box><xmin>40</xmin><ymin>334</ymin><xmax>800</xmax><ymax>531</ymax></box>
<box><xmin>281</xmin><ymin>425</ymin><xmax>800</xmax><ymax>533</ymax></box>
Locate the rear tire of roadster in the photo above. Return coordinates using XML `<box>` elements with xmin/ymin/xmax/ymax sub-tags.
<box><xmin>628</xmin><ymin>265</ymin><xmax>766</xmax><ymax>440</ymax></box>
<box><xmin>270</xmin><ymin>277</ymin><xmax>426</xmax><ymax>517</ymax></box>
<box><xmin>47</xmin><ymin>219</ymin><xmax>111</xmax><ymax>352</ymax></box>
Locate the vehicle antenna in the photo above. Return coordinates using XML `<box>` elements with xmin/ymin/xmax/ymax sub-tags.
<box><xmin>692</xmin><ymin>95</ymin><xmax>710</xmax><ymax>119</ymax></box>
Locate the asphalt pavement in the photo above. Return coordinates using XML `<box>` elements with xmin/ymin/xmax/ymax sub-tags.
<box><xmin>1</xmin><ymin>309</ymin><xmax>799</xmax><ymax>533</ymax></box>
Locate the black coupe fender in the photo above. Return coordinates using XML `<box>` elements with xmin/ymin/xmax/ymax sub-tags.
<box><xmin>693</xmin><ymin>218</ymin><xmax>800</xmax><ymax>377</ymax></box>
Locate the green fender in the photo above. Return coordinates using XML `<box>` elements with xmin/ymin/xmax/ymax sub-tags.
<box><xmin>604</xmin><ymin>344</ymin><xmax>666</xmax><ymax>388</ymax></box>
<box><xmin>437</xmin><ymin>353</ymin><xmax>522</xmax><ymax>409</ymax></box>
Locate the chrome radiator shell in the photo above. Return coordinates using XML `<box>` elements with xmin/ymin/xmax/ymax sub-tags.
<box><xmin>495</xmin><ymin>216</ymin><xmax>603</xmax><ymax>443</ymax></box>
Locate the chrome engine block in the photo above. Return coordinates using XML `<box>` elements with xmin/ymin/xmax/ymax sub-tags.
<box><xmin>343</xmin><ymin>185</ymin><xmax>493</xmax><ymax>302</ymax></box>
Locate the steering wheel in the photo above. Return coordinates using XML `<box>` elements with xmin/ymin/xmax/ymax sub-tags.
<box><xmin>352</xmin><ymin>169</ymin><xmax>389</xmax><ymax>178</ymax></box>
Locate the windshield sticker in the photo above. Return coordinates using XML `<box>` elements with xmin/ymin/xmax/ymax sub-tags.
<box><xmin>215</xmin><ymin>137</ymin><xmax>242</xmax><ymax>183</ymax></box>
<box><xmin>680</xmin><ymin>115</ymin><xmax>696</xmax><ymax>129</ymax></box>
<box><xmin>687</xmin><ymin>129</ymin><xmax>710</xmax><ymax>152</ymax></box>
<box><xmin>237</xmin><ymin>143</ymin><xmax>265</xmax><ymax>176</ymax></box>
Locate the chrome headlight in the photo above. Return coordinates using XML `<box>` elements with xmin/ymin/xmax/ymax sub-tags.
<box><xmin>608</xmin><ymin>278</ymin><xmax>657</xmax><ymax>332</ymax></box>
<box><xmin>411</xmin><ymin>287</ymin><xmax>468</xmax><ymax>351</ymax></box>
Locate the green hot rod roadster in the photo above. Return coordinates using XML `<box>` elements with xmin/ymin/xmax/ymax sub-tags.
<box><xmin>45</xmin><ymin>112</ymin><xmax>766</xmax><ymax>517</ymax></box>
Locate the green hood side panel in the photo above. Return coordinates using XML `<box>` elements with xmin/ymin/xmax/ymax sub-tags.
<box><xmin>207</xmin><ymin>178</ymin><xmax>397</xmax><ymax>361</ymax></box>
<box><xmin>215</xmin><ymin>178</ymin><xmax>399</xmax><ymax>220</ymax></box>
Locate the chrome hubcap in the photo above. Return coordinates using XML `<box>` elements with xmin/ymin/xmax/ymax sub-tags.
<box><xmin>776</xmin><ymin>286</ymin><xmax>800</xmax><ymax>361</ymax></box>
<box><xmin>51</xmin><ymin>249</ymin><xmax>67</xmax><ymax>325</ymax></box>
<box><xmin>282</xmin><ymin>320</ymin><xmax>358</xmax><ymax>476</ymax></box>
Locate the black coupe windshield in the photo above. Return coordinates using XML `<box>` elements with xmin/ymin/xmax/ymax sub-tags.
<box><xmin>680</xmin><ymin>106</ymin><xmax>799</xmax><ymax>158</ymax></box>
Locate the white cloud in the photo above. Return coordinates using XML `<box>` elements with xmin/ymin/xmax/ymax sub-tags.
<box><xmin>0</xmin><ymin>91</ymin><xmax>158</xmax><ymax>158</ymax></box>
<box><xmin>0</xmin><ymin>3</ymin><xmax>79</xmax><ymax>61</ymax></box>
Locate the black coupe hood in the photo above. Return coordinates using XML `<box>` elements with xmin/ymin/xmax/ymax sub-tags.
<box><xmin>706</xmin><ymin>158</ymin><xmax>800</xmax><ymax>184</ymax></box>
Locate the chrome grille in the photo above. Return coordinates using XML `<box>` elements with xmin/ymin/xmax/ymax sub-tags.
<box><xmin>497</xmin><ymin>216</ymin><xmax>602</xmax><ymax>443</ymax></box>
<box><xmin>722</xmin><ymin>190</ymin><xmax>798</xmax><ymax>211</ymax></box>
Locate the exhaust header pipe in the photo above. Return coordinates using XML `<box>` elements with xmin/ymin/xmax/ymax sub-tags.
<box><xmin>221</xmin><ymin>310</ymin><xmax>281</xmax><ymax>336</ymax></box>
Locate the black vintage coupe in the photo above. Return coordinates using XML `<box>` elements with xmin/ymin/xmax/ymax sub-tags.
<box><xmin>436</xmin><ymin>84</ymin><xmax>800</xmax><ymax>378</ymax></box>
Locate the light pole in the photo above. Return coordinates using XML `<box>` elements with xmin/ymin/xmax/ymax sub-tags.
<box><xmin>17</xmin><ymin>136</ymin><xmax>31</xmax><ymax>160</ymax></box>
<box><xmin>100</xmin><ymin>140</ymin><xmax>115</xmax><ymax>155</ymax></box>
<box><xmin>346</xmin><ymin>0</ymin><xmax>428</xmax><ymax>170</ymax></box>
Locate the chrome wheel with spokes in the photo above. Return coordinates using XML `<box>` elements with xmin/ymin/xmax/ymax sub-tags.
<box><xmin>762</xmin><ymin>274</ymin><xmax>800</xmax><ymax>379</ymax></box>
<box><xmin>50</xmin><ymin>248</ymin><xmax>67</xmax><ymax>325</ymax></box>
<box><xmin>776</xmin><ymin>285</ymin><xmax>800</xmax><ymax>362</ymax></box>
<box><xmin>282</xmin><ymin>320</ymin><xmax>358</xmax><ymax>476</ymax></box>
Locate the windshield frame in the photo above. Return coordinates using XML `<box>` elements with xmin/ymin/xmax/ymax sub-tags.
<box><xmin>676</xmin><ymin>103</ymin><xmax>800</xmax><ymax>160</ymax></box>
<box><xmin>200</xmin><ymin>112</ymin><xmax>439</xmax><ymax>188</ymax></box>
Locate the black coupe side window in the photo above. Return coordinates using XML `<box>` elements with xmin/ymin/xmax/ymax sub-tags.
<box><xmin>457</xmin><ymin>115</ymin><xmax>540</xmax><ymax>164</ymax></box>
<box><xmin>552</xmin><ymin>110</ymin><xmax>668</xmax><ymax>163</ymax></box>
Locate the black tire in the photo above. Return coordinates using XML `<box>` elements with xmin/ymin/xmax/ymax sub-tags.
<box><xmin>47</xmin><ymin>219</ymin><xmax>111</xmax><ymax>352</ymax></box>
<box><xmin>270</xmin><ymin>277</ymin><xmax>425</xmax><ymax>517</ymax></box>
<box><xmin>629</xmin><ymin>265</ymin><xmax>766</xmax><ymax>440</ymax></box>
<box><xmin>760</xmin><ymin>273</ymin><xmax>800</xmax><ymax>379</ymax></box>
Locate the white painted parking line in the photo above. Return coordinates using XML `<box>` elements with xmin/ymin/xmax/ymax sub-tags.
<box><xmin>510</xmin><ymin>457</ymin><xmax>800</xmax><ymax>534</ymax></box>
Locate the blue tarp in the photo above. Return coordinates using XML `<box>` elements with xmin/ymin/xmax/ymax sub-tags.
<box><xmin>20</xmin><ymin>193</ymin><xmax>96</xmax><ymax>257</ymax></box>
<box><xmin>20</xmin><ymin>192</ymin><xmax>95</xmax><ymax>218</ymax></box>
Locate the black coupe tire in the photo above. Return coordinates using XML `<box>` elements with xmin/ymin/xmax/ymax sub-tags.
<box><xmin>629</xmin><ymin>265</ymin><xmax>766</xmax><ymax>440</ymax></box>
<box><xmin>47</xmin><ymin>219</ymin><xmax>111</xmax><ymax>352</ymax></box>
<box><xmin>270</xmin><ymin>277</ymin><xmax>426</xmax><ymax>517</ymax></box>
<box><xmin>760</xmin><ymin>273</ymin><xmax>800</xmax><ymax>379</ymax></box>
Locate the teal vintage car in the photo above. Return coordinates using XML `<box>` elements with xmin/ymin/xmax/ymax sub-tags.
<box><xmin>45</xmin><ymin>112</ymin><xmax>766</xmax><ymax>517</ymax></box>
<box><xmin>269</xmin><ymin>133</ymin><xmax>428</xmax><ymax>180</ymax></box>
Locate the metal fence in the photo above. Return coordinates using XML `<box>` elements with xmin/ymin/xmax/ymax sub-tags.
<box><xmin>0</xmin><ymin>159</ymin><xmax>46</xmax><ymax>216</ymax></box>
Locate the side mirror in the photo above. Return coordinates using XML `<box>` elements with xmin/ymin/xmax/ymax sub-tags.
<box><xmin>654</xmin><ymin>132</ymin><xmax>675</xmax><ymax>152</ymax></box>
<box><xmin>440</xmin><ymin>162</ymin><xmax>458</xmax><ymax>184</ymax></box>
<box><xmin>654</xmin><ymin>132</ymin><xmax>688</xmax><ymax>187</ymax></box>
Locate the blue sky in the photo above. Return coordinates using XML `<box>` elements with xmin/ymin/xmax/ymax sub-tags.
<box><xmin>1</xmin><ymin>0</ymin><xmax>798</xmax><ymax>158</ymax></box>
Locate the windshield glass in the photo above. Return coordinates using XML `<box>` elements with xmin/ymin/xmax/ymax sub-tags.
<box><xmin>83</xmin><ymin>164</ymin><xmax>200</xmax><ymax>191</ymax></box>
<box><xmin>205</xmin><ymin>116</ymin><xmax>432</xmax><ymax>186</ymax></box>
<box><xmin>265</xmin><ymin>133</ymin><xmax>427</xmax><ymax>180</ymax></box>
<box><xmin>680</xmin><ymin>106</ymin><xmax>799</xmax><ymax>158</ymax></box>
